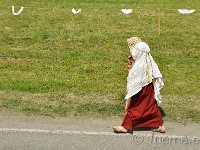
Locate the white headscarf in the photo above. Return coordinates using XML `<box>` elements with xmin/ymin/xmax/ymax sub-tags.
<box><xmin>125</xmin><ymin>41</ymin><xmax>164</xmax><ymax>104</ymax></box>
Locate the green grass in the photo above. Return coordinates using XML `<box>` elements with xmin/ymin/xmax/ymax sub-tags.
<box><xmin>0</xmin><ymin>0</ymin><xmax>199</xmax><ymax>122</ymax></box>
<box><xmin>0</xmin><ymin>92</ymin><xmax>124</xmax><ymax>118</ymax></box>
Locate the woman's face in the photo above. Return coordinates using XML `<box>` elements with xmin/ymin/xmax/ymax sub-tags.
<box><xmin>128</xmin><ymin>56</ymin><xmax>135</xmax><ymax>64</ymax></box>
<box><xmin>129</xmin><ymin>57</ymin><xmax>134</xmax><ymax>61</ymax></box>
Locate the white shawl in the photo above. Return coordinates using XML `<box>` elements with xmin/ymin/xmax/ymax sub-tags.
<box><xmin>124</xmin><ymin>42</ymin><xmax>164</xmax><ymax>104</ymax></box>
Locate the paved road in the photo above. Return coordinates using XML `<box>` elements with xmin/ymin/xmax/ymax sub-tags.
<box><xmin>0</xmin><ymin>114</ymin><xmax>199</xmax><ymax>150</ymax></box>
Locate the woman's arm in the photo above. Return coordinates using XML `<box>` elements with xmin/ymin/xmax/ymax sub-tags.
<box><xmin>125</xmin><ymin>98</ymin><xmax>131</xmax><ymax>113</ymax></box>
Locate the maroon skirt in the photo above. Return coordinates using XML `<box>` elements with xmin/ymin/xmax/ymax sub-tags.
<box><xmin>122</xmin><ymin>83</ymin><xmax>163</xmax><ymax>130</ymax></box>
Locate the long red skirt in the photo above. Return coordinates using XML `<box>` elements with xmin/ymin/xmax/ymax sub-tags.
<box><xmin>122</xmin><ymin>83</ymin><xmax>163</xmax><ymax>130</ymax></box>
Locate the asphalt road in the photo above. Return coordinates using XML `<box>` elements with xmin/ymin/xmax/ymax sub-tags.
<box><xmin>0</xmin><ymin>114</ymin><xmax>199</xmax><ymax>150</ymax></box>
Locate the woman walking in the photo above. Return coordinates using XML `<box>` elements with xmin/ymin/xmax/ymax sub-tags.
<box><xmin>113</xmin><ymin>37</ymin><xmax>165</xmax><ymax>133</ymax></box>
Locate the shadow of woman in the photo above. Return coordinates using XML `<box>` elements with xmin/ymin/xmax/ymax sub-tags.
<box><xmin>159</xmin><ymin>106</ymin><xmax>166</xmax><ymax>118</ymax></box>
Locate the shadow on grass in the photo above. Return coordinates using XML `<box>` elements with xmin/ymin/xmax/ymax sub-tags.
<box><xmin>159</xmin><ymin>106</ymin><xmax>166</xmax><ymax>118</ymax></box>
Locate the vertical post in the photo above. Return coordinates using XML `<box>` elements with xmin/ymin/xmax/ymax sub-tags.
<box><xmin>158</xmin><ymin>8</ymin><xmax>161</xmax><ymax>36</ymax></box>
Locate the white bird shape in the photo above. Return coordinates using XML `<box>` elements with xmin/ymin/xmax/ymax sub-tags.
<box><xmin>121</xmin><ymin>9</ymin><xmax>133</xmax><ymax>15</ymax></box>
<box><xmin>12</xmin><ymin>6</ymin><xmax>24</xmax><ymax>16</ymax></box>
<box><xmin>178</xmin><ymin>9</ymin><xmax>196</xmax><ymax>15</ymax></box>
<box><xmin>72</xmin><ymin>8</ymin><xmax>81</xmax><ymax>14</ymax></box>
